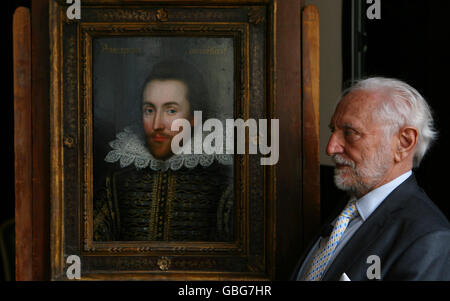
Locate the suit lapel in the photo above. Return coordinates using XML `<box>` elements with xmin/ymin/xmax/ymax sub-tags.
<box><xmin>322</xmin><ymin>206</ymin><xmax>389</xmax><ymax>280</ymax></box>
<box><xmin>322</xmin><ymin>175</ymin><xmax>416</xmax><ymax>280</ymax></box>
<box><xmin>291</xmin><ymin>222</ymin><xmax>337</xmax><ymax>279</ymax></box>
<box><xmin>291</xmin><ymin>197</ymin><xmax>349</xmax><ymax>279</ymax></box>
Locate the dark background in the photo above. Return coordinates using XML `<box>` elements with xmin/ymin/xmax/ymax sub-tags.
<box><xmin>5</xmin><ymin>0</ymin><xmax>450</xmax><ymax>280</ymax></box>
<box><xmin>363</xmin><ymin>0</ymin><xmax>450</xmax><ymax>222</ymax></box>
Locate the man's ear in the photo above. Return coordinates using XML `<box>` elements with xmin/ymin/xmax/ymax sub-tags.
<box><xmin>394</xmin><ymin>126</ymin><xmax>418</xmax><ymax>163</ymax></box>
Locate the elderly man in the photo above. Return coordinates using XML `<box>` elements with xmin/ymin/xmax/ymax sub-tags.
<box><xmin>293</xmin><ymin>77</ymin><xmax>450</xmax><ymax>281</ymax></box>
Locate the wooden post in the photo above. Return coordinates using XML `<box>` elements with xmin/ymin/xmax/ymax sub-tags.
<box><xmin>275</xmin><ymin>0</ymin><xmax>303</xmax><ymax>279</ymax></box>
<box><xmin>31</xmin><ymin>0</ymin><xmax>50</xmax><ymax>281</ymax></box>
<box><xmin>302</xmin><ymin>4</ymin><xmax>321</xmax><ymax>244</ymax></box>
<box><xmin>13</xmin><ymin>6</ymin><xmax>32</xmax><ymax>281</ymax></box>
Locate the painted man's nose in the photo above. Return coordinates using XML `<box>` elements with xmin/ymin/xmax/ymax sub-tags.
<box><xmin>153</xmin><ymin>113</ymin><xmax>164</xmax><ymax>130</ymax></box>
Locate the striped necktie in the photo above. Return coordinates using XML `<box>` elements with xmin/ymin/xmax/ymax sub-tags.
<box><xmin>303</xmin><ymin>200</ymin><xmax>359</xmax><ymax>281</ymax></box>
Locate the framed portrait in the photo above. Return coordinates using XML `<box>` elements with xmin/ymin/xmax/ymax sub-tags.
<box><xmin>50</xmin><ymin>0</ymin><xmax>279</xmax><ymax>280</ymax></box>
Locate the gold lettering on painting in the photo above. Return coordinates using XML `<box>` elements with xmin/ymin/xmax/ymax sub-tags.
<box><xmin>101</xmin><ymin>43</ymin><xmax>143</xmax><ymax>55</ymax></box>
<box><xmin>189</xmin><ymin>48</ymin><xmax>227</xmax><ymax>56</ymax></box>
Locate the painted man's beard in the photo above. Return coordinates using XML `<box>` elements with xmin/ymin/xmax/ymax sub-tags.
<box><xmin>332</xmin><ymin>144</ymin><xmax>391</xmax><ymax>197</ymax></box>
<box><xmin>146</xmin><ymin>132</ymin><xmax>175</xmax><ymax>160</ymax></box>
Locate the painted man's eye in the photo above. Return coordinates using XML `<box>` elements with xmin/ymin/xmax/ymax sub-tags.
<box><xmin>143</xmin><ymin>107</ymin><xmax>154</xmax><ymax>114</ymax></box>
<box><xmin>167</xmin><ymin>109</ymin><xmax>177</xmax><ymax>115</ymax></box>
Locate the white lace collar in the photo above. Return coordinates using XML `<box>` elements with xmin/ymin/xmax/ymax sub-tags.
<box><xmin>104</xmin><ymin>126</ymin><xmax>233</xmax><ymax>171</ymax></box>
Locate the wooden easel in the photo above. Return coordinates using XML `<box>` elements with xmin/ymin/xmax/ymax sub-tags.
<box><xmin>13</xmin><ymin>3</ymin><xmax>50</xmax><ymax>281</ymax></box>
<box><xmin>13</xmin><ymin>0</ymin><xmax>320</xmax><ymax>280</ymax></box>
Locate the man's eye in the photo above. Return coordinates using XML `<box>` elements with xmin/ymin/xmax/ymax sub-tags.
<box><xmin>344</xmin><ymin>129</ymin><xmax>354</xmax><ymax>136</ymax></box>
<box><xmin>143</xmin><ymin>107</ymin><xmax>154</xmax><ymax>114</ymax></box>
<box><xmin>344</xmin><ymin>128</ymin><xmax>361</xmax><ymax>141</ymax></box>
<box><xmin>167</xmin><ymin>109</ymin><xmax>177</xmax><ymax>115</ymax></box>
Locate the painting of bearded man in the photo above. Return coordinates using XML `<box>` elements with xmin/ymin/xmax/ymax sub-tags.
<box><xmin>93</xmin><ymin>54</ymin><xmax>234</xmax><ymax>242</ymax></box>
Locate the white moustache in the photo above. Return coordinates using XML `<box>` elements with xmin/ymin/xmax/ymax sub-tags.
<box><xmin>332</xmin><ymin>155</ymin><xmax>355</xmax><ymax>168</ymax></box>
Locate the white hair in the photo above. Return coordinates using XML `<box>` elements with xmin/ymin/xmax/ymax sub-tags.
<box><xmin>343</xmin><ymin>77</ymin><xmax>437</xmax><ymax>167</ymax></box>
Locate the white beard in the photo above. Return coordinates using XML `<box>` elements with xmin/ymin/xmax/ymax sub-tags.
<box><xmin>333</xmin><ymin>143</ymin><xmax>392</xmax><ymax>197</ymax></box>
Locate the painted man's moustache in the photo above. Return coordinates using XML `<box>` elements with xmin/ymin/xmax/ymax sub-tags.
<box><xmin>151</xmin><ymin>132</ymin><xmax>172</xmax><ymax>138</ymax></box>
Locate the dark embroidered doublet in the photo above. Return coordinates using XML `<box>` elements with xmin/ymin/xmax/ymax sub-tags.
<box><xmin>94</xmin><ymin>162</ymin><xmax>233</xmax><ymax>242</ymax></box>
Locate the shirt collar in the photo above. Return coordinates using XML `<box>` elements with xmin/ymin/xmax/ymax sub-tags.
<box><xmin>354</xmin><ymin>170</ymin><xmax>412</xmax><ymax>221</ymax></box>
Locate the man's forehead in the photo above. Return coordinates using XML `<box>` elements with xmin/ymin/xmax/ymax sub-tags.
<box><xmin>340</xmin><ymin>90</ymin><xmax>379</xmax><ymax>108</ymax></box>
<box><xmin>331</xmin><ymin>90</ymin><xmax>381</xmax><ymax>127</ymax></box>
<box><xmin>143</xmin><ymin>101</ymin><xmax>181</xmax><ymax>107</ymax></box>
<box><xmin>143</xmin><ymin>79</ymin><xmax>189</xmax><ymax>104</ymax></box>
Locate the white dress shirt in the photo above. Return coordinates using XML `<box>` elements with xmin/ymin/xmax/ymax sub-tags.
<box><xmin>297</xmin><ymin>170</ymin><xmax>413</xmax><ymax>280</ymax></box>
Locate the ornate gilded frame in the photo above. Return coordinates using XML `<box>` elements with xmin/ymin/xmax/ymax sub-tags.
<box><xmin>50</xmin><ymin>0</ymin><xmax>276</xmax><ymax>280</ymax></box>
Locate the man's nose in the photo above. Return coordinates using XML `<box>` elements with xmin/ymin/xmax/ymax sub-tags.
<box><xmin>152</xmin><ymin>112</ymin><xmax>164</xmax><ymax>130</ymax></box>
<box><xmin>326</xmin><ymin>132</ymin><xmax>344</xmax><ymax>156</ymax></box>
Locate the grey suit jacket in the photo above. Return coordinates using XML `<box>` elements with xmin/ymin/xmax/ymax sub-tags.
<box><xmin>292</xmin><ymin>175</ymin><xmax>450</xmax><ymax>281</ymax></box>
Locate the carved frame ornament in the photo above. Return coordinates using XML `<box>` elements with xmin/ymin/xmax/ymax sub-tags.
<box><xmin>50</xmin><ymin>0</ymin><xmax>276</xmax><ymax>280</ymax></box>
